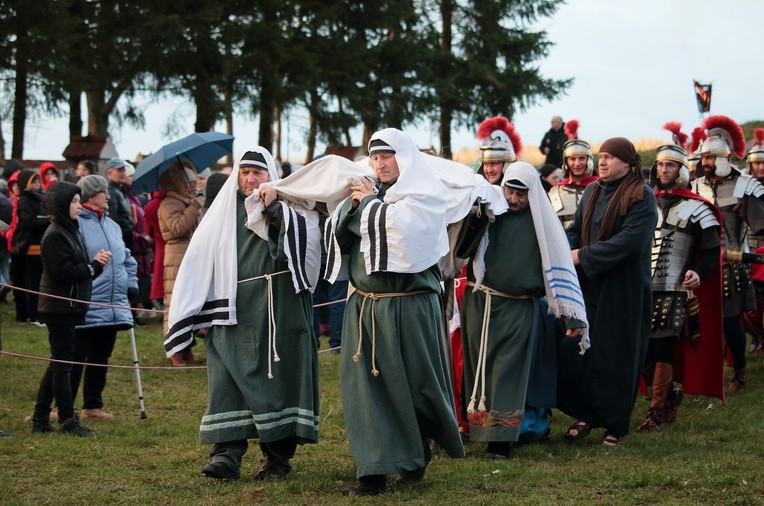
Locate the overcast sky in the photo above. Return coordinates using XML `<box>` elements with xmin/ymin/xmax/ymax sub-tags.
<box><xmin>16</xmin><ymin>0</ymin><xmax>763</xmax><ymax>163</ymax></box>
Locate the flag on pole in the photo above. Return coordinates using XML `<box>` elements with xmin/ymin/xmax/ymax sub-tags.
<box><xmin>694</xmin><ymin>80</ymin><xmax>712</xmax><ymax>113</ymax></box>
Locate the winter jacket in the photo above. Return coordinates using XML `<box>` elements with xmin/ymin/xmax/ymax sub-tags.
<box><xmin>144</xmin><ymin>191</ymin><xmax>166</xmax><ymax>300</ymax></box>
<box><xmin>158</xmin><ymin>166</ymin><xmax>201</xmax><ymax>331</ymax></box>
<box><xmin>39</xmin><ymin>162</ymin><xmax>59</xmax><ymax>190</ymax></box>
<box><xmin>107</xmin><ymin>181</ymin><xmax>134</xmax><ymax>249</ymax></box>
<box><xmin>77</xmin><ymin>206</ymin><xmax>137</xmax><ymax>330</ymax></box>
<box><xmin>37</xmin><ymin>182</ymin><xmax>103</xmax><ymax>325</ymax></box>
<box><xmin>11</xmin><ymin>169</ymin><xmax>49</xmax><ymax>255</ymax></box>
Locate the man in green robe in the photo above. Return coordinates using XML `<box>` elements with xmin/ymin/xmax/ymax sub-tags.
<box><xmin>328</xmin><ymin>129</ymin><xmax>464</xmax><ymax>496</ymax></box>
<box><xmin>458</xmin><ymin>161</ymin><xmax>587</xmax><ymax>459</ymax></box>
<box><xmin>167</xmin><ymin>148</ymin><xmax>320</xmax><ymax>480</ymax></box>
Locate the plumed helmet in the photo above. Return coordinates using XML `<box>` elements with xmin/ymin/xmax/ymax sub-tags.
<box><xmin>650</xmin><ymin>144</ymin><xmax>690</xmax><ymax>189</ymax></box>
<box><xmin>477</xmin><ymin>117</ymin><xmax>522</xmax><ymax>168</ymax></box>
<box><xmin>747</xmin><ymin>128</ymin><xmax>764</xmax><ymax>168</ymax></box>
<box><xmin>561</xmin><ymin>119</ymin><xmax>593</xmax><ymax>177</ymax></box>
<box><xmin>688</xmin><ymin>126</ymin><xmax>707</xmax><ymax>178</ymax></box>
<box><xmin>699</xmin><ymin>115</ymin><xmax>745</xmax><ymax>177</ymax></box>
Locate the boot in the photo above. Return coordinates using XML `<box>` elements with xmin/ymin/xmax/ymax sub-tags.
<box><xmin>394</xmin><ymin>439</ymin><xmax>433</xmax><ymax>484</ymax></box>
<box><xmin>201</xmin><ymin>440</ymin><xmax>248</xmax><ymax>480</ymax></box>
<box><xmin>663</xmin><ymin>386</ymin><xmax>684</xmax><ymax>424</ymax></box>
<box><xmin>345</xmin><ymin>475</ymin><xmax>387</xmax><ymax>496</ymax></box>
<box><xmin>257</xmin><ymin>437</ymin><xmax>296</xmax><ymax>480</ymax></box>
<box><xmin>59</xmin><ymin>417</ymin><xmax>95</xmax><ymax>437</ymax></box>
<box><xmin>638</xmin><ymin>362</ymin><xmax>674</xmax><ymax>432</ymax></box>
<box><xmin>636</xmin><ymin>409</ymin><xmax>662</xmax><ymax>433</ymax></box>
<box><xmin>729</xmin><ymin>368</ymin><xmax>747</xmax><ymax>392</ymax></box>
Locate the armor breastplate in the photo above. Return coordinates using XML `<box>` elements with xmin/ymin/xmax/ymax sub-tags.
<box><xmin>651</xmin><ymin>202</ymin><xmax>697</xmax><ymax>291</ymax></box>
<box><xmin>695</xmin><ymin>178</ymin><xmax>748</xmax><ymax>252</ymax></box>
<box><xmin>550</xmin><ymin>184</ymin><xmax>584</xmax><ymax>229</ymax></box>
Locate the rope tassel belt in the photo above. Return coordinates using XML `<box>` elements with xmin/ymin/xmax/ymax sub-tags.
<box><xmin>466</xmin><ymin>281</ymin><xmax>530</xmax><ymax>413</ymax></box>
<box><xmin>238</xmin><ymin>270</ymin><xmax>290</xmax><ymax>379</ymax></box>
<box><xmin>353</xmin><ymin>288</ymin><xmax>431</xmax><ymax>377</ymax></box>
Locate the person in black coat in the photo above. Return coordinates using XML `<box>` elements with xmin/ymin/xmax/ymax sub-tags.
<box><xmin>30</xmin><ymin>182</ymin><xmax>111</xmax><ymax>437</ymax></box>
<box><xmin>11</xmin><ymin>169</ymin><xmax>49</xmax><ymax>325</ymax></box>
<box><xmin>539</xmin><ymin>116</ymin><xmax>567</xmax><ymax>168</ymax></box>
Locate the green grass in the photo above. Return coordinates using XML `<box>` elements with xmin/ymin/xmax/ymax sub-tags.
<box><xmin>1</xmin><ymin>302</ymin><xmax>763</xmax><ymax>505</ymax></box>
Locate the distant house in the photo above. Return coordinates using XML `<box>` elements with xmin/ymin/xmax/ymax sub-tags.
<box><xmin>324</xmin><ymin>146</ymin><xmax>365</xmax><ymax>161</ymax></box>
<box><xmin>62</xmin><ymin>135</ymin><xmax>119</xmax><ymax>173</ymax></box>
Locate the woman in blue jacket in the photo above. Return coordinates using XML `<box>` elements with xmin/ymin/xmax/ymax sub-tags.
<box><xmin>31</xmin><ymin>182</ymin><xmax>110</xmax><ymax>436</ymax></box>
<box><xmin>73</xmin><ymin>175</ymin><xmax>138</xmax><ymax>421</ymax></box>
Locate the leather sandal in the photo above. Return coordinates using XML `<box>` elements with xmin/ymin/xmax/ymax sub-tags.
<box><xmin>602</xmin><ymin>433</ymin><xmax>623</xmax><ymax>446</ymax></box>
<box><xmin>564</xmin><ymin>420</ymin><xmax>591</xmax><ymax>441</ymax></box>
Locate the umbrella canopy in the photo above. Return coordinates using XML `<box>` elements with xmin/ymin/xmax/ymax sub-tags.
<box><xmin>132</xmin><ymin>132</ymin><xmax>234</xmax><ymax>193</ymax></box>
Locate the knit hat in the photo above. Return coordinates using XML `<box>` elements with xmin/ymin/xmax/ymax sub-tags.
<box><xmin>239</xmin><ymin>151</ymin><xmax>270</xmax><ymax>170</ymax></box>
<box><xmin>539</xmin><ymin>164</ymin><xmax>559</xmax><ymax>178</ymax></box>
<box><xmin>368</xmin><ymin>139</ymin><xmax>396</xmax><ymax>155</ymax></box>
<box><xmin>77</xmin><ymin>174</ymin><xmax>109</xmax><ymax>201</ymax></box>
<box><xmin>599</xmin><ymin>137</ymin><xmax>639</xmax><ymax>167</ymax></box>
<box><xmin>105</xmin><ymin>158</ymin><xmax>127</xmax><ymax>171</ymax></box>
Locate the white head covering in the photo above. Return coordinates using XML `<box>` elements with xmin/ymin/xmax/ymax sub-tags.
<box><xmin>477</xmin><ymin>161</ymin><xmax>590</xmax><ymax>353</ymax></box>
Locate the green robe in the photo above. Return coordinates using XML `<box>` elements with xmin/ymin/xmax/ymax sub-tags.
<box><xmin>335</xmin><ymin>195</ymin><xmax>464</xmax><ymax>478</ymax></box>
<box><xmin>199</xmin><ymin>194</ymin><xmax>319</xmax><ymax>445</ymax></box>
<box><xmin>461</xmin><ymin>205</ymin><xmax>545</xmax><ymax>442</ymax></box>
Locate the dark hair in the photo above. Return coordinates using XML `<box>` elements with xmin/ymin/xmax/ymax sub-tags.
<box><xmin>78</xmin><ymin>160</ymin><xmax>96</xmax><ymax>174</ymax></box>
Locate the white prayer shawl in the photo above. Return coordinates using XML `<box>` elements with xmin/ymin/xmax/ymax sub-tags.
<box><xmin>473</xmin><ymin>161</ymin><xmax>591</xmax><ymax>354</ymax></box>
<box><xmin>163</xmin><ymin>147</ymin><xmax>321</xmax><ymax>357</ymax></box>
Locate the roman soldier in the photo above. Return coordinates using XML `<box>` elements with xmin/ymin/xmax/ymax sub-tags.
<box><xmin>691</xmin><ymin>115</ymin><xmax>764</xmax><ymax>392</ymax></box>
<box><xmin>548</xmin><ymin>120</ymin><xmax>598</xmax><ymax>228</ymax></box>
<box><xmin>475</xmin><ymin>117</ymin><xmax>522</xmax><ymax>185</ymax></box>
<box><xmin>638</xmin><ymin>132</ymin><xmax>723</xmax><ymax>433</ymax></box>
<box><xmin>744</xmin><ymin>128</ymin><xmax>764</xmax><ymax>353</ymax></box>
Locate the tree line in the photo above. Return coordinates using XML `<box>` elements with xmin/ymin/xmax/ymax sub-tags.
<box><xmin>0</xmin><ymin>0</ymin><xmax>570</xmax><ymax>162</ymax></box>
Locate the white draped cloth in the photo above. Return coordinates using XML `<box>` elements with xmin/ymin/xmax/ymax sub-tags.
<box><xmin>163</xmin><ymin>147</ymin><xmax>321</xmax><ymax>357</ymax></box>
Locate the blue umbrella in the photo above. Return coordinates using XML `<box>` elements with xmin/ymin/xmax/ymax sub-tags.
<box><xmin>132</xmin><ymin>131</ymin><xmax>234</xmax><ymax>193</ymax></box>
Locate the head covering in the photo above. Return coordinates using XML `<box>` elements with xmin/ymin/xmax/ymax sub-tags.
<box><xmin>17</xmin><ymin>169</ymin><xmax>40</xmax><ymax>195</ymax></box>
<box><xmin>748</xmin><ymin>128</ymin><xmax>764</xmax><ymax>168</ymax></box>
<box><xmin>2</xmin><ymin>159</ymin><xmax>21</xmax><ymax>181</ymax></box>
<box><xmin>183</xmin><ymin>167</ymin><xmax>197</xmax><ymax>182</ymax></box>
<box><xmin>44</xmin><ymin>181</ymin><xmax>82</xmax><ymax>233</ymax></box>
<box><xmin>124</xmin><ymin>161</ymin><xmax>136</xmax><ymax>177</ymax></box>
<box><xmin>105</xmin><ymin>158</ymin><xmax>127</xmax><ymax>171</ymax></box>
<box><xmin>239</xmin><ymin>151</ymin><xmax>271</xmax><ymax>171</ymax></box>
<box><xmin>367</xmin><ymin>138</ymin><xmax>396</xmax><ymax>155</ymax></box>
<box><xmin>582</xmin><ymin>137</ymin><xmax>646</xmax><ymax>245</ymax></box>
<box><xmin>39</xmin><ymin>162</ymin><xmax>59</xmax><ymax>190</ymax></box>
<box><xmin>599</xmin><ymin>137</ymin><xmax>640</xmax><ymax>168</ymax></box>
<box><xmin>198</xmin><ymin>168</ymin><xmax>212</xmax><ymax>179</ymax></box>
<box><xmin>204</xmin><ymin>172</ymin><xmax>229</xmax><ymax>209</ymax></box>
<box><xmin>77</xmin><ymin>175</ymin><xmax>109</xmax><ymax>202</ymax></box>
<box><xmin>475</xmin><ymin>161</ymin><xmax>589</xmax><ymax>352</ymax></box>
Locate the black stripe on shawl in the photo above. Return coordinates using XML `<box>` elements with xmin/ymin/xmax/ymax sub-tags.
<box><xmin>286</xmin><ymin>207</ymin><xmax>307</xmax><ymax>291</ymax></box>
<box><xmin>367</xmin><ymin>201</ymin><xmax>381</xmax><ymax>270</ymax></box>
<box><xmin>323</xmin><ymin>218</ymin><xmax>334</xmax><ymax>280</ymax></box>
<box><xmin>294</xmin><ymin>208</ymin><xmax>310</xmax><ymax>289</ymax></box>
<box><xmin>378</xmin><ymin>203</ymin><xmax>389</xmax><ymax>271</ymax></box>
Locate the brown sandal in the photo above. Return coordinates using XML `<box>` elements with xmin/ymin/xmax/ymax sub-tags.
<box><xmin>564</xmin><ymin>420</ymin><xmax>592</xmax><ymax>441</ymax></box>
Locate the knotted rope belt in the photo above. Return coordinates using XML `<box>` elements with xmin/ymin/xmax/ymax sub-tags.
<box><xmin>466</xmin><ymin>281</ymin><xmax>531</xmax><ymax>413</ymax></box>
<box><xmin>353</xmin><ymin>288</ymin><xmax>432</xmax><ymax>377</ymax></box>
<box><xmin>238</xmin><ymin>270</ymin><xmax>290</xmax><ymax>379</ymax></box>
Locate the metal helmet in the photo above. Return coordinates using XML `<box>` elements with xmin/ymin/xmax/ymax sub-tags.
<box><xmin>688</xmin><ymin>126</ymin><xmax>707</xmax><ymax>178</ymax></box>
<box><xmin>650</xmin><ymin>144</ymin><xmax>690</xmax><ymax>189</ymax></box>
<box><xmin>747</xmin><ymin>128</ymin><xmax>764</xmax><ymax>173</ymax></box>
<box><xmin>699</xmin><ymin>115</ymin><xmax>746</xmax><ymax>178</ymax></box>
<box><xmin>480</xmin><ymin>139</ymin><xmax>516</xmax><ymax>164</ymax></box>
<box><xmin>562</xmin><ymin>139</ymin><xmax>594</xmax><ymax>177</ymax></box>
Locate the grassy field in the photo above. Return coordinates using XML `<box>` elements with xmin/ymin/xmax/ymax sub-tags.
<box><xmin>1</xmin><ymin>303</ymin><xmax>763</xmax><ymax>505</ymax></box>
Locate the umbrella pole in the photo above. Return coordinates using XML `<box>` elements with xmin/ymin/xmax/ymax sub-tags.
<box><xmin>129</xmin><ymin>327</ymin><xmax>148</xmax><ymax>420</ymax></box>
